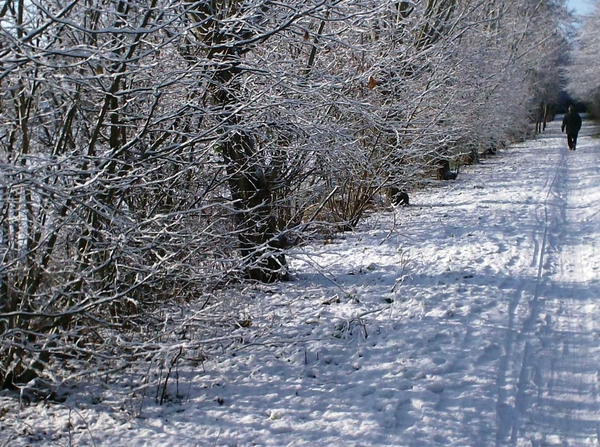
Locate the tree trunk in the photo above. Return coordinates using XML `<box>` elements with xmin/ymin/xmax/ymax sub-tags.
<box><xmin>188</xmin><ymin>0</ymin><xmax>288</xmax><ymax>282</ymax></box>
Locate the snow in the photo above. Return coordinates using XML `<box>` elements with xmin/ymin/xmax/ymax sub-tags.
<box><xmin>2</xmin><ymin>118</ymin><xmax>600</xmax><ymax>446</ymax></box>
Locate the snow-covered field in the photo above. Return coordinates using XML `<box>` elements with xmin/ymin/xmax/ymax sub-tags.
<box><xmin>2</xmin><ymin>117</ymin><xmax>600</xmax><ymax>446</ymax></box>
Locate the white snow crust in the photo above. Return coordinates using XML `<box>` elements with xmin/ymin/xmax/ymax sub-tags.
<box><xmin>2</xmin><ymin>118</ymin><xmax>600</xmax><ymax>446</ymax></box>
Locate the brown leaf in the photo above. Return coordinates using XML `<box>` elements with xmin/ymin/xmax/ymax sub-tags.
<box><xmin>368</xmin><ymin>76</ymin><xmax>378</xmax><ymax>90</ymax></box>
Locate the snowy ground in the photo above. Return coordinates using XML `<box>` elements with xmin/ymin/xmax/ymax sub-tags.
<box><xmin>2</xmin><ymin>117</ymin><xmax>600</xmax><ymax>446</ymax></box>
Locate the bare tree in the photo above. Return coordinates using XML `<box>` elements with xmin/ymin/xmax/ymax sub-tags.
<box><xmin>0</xmin><ymin>0</ymin><xmax>242</xmax><ymax>388</ymax></box>
<box><xmin>568</xmin><ymin>1</ymin><xmax>600</xmax><ymax>116</ymax></box>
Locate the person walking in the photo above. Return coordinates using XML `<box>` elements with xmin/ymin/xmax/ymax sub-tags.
<box><xmin>561</xmin><ymin>105</ymin><xmax>582</xmax><ymax>151</ymax></box>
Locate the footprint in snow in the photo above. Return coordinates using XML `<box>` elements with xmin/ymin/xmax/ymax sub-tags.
<box><xmin>476</xmin><ymin>343</ymin><xmax>502</xmax><ymax>365</ymax></box>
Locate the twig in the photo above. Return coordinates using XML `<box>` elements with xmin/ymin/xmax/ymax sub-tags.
<box><xmin>62</xmin><ymin>404</ymin><xmax>98</xmax><ymax>447</ymax></box>
<box><xmin>159</xmin><ymin>347</ymin><xmax>184</xmax><ymax>405</ymax></box>
<box><xmin>379</xmin><ymin>210</ymin><xmax>399</xmax><ymax>246</ymax></box>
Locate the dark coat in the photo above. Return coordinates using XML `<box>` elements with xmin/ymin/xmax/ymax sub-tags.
<box><xmin>562</xmin><ymin>111</ymin><xmax>582</xmax><ymax>135</ymax></box>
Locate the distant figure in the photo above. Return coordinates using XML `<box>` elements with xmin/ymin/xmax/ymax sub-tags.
<box><xmin>561</xmin><ymin>106</ymin><xmax>582</xmax><ymax>151</ymax></box>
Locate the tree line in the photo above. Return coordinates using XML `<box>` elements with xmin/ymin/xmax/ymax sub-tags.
<box><xmin>568</xmin><ymin>1</ymin><xmax>600</xmax><ymax>117</ymax></box>
<box><xmin>0</xmin><ymin>0</ymin><xmax>571</xmax><ymax>389</ymax></box>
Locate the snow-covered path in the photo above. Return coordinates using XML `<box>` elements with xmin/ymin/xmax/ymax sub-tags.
<box><xmin>492</xmin><ymin>122</ymin><xmax>600</xmax><ymax>446</ymax></box>
<box><xmin>2</xmin><ymin>119</ymin><xmax>600</xmax><ymax>447</ymax></box>
<box><xmin>376</xmin><ymin>117</ymin><xmax>600</xmax><ymax>446</ymax></box>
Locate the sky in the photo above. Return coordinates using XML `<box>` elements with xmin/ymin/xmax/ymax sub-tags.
<box><xmin>568</xmin><ymin>0</ymin><xmax>595</xmax><ymax>15</ymax></box>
